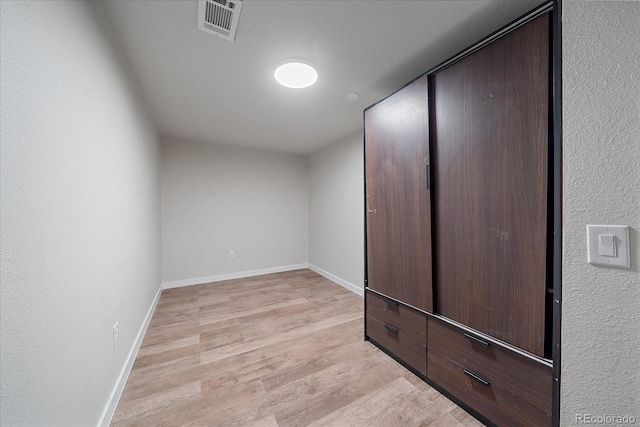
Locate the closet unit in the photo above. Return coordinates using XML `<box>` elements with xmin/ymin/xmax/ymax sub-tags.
<box><xmin>363</xmin><ymin>2</ymin><xmax>560</xmax><ymax>426</ymax></box>
<box><xmin>364</xmin><ymin>74</ymin><xmax>432</xmax><ymax>375</ymax></box>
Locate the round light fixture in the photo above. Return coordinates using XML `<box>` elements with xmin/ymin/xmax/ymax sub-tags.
<box><xmin>274</xmin><ymin>60</ymin><xmax>318</xmax><ymax>89</ymax></box>
<box><xmin>346</xmin><ymin>92</ymin><xmax>360</xmax><ymax>101</ymax></box>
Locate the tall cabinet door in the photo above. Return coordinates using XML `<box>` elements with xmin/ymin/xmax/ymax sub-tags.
<box><xmin>365</xmin><ymin>75</ymin><xmax>432</xmax><ymax>312</ymax></box>
<box><xmin>431</xmin><ymin>13</ymin><xmax>549</xmax><ymax>356</ymax></box>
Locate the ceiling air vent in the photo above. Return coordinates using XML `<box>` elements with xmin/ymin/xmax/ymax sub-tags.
<box><xmin>198</xmin><ymin>0</ymin><xmax>243</xmax><ymax>42</ymax></box>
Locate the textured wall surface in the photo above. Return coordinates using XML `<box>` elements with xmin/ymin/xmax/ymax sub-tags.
<box><xmin>562</xmin><ymin>1</ymin><xmax>640</xmax><ymax>424</ymax></box>
<box><xmin>0</xmin><ymin>2</ymin><xmax>161</xmax><ymax>425</ymax></box>
<box><xmin>161</xmin><ymin>139</ymin><xmax>309</xmax><ymax>284</ymax></box>
<box><xmin>308</xmin><ymin>132</ymin><xmax>365</xmax><ymax>290</ymax></box>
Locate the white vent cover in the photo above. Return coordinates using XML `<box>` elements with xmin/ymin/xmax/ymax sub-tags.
<box><xmin>198</xmin><ymin>0</ymin><xmax>243</xmax><ymax>42</ymax></box>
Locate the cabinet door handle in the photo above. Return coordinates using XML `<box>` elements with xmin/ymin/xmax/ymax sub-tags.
<box><xmin>384</xmin><ymin>297</ymin><xmax>399</xmax><ymax>306</ymax></box>
<box><xmin>366</xmin><ymin>195</ymin><xmax>376</xmax><ymax>214</ymax></box>
<box><xmin>384</xmin><ymin>324</ymin><xmax>399</xmax><ymax>334</ymax></box>
<box><xmin>464</xmin><ymin>332</ymin><xmax>489</xmax><ymax>346</ymax></box>
<box><xmin>426</xmin><ymin>164</ymin><xmax>431</xmax><ymax>190</ymax></box>
<box><xmin>464</xmin><ymin>369</ymin><xmax>490</xmax><ymax>386</ymax></box>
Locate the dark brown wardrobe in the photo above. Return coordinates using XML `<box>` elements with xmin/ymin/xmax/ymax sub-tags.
<box><xmin>363</xmin><ymin>2</ymin><xmax>561</xmax><ymax>426</ymax></box>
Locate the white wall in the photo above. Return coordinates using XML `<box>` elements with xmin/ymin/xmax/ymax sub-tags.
<box><xmin>562</xmin><ymin>1</ymin><xmax>640</xmax><ymax>424</ymax></box>
<box><xmin>161</xmin><ymin>139</ymin><xmax>309</xmax><ymax>285</ymax></box>
<box><xmin>308</xmin><ymin>132</ymin><xmax>365</xmax><ymax>294</ymax></box>
<box><xmin>0</xmin><ymin>2</ymin><xmax>161</xmax><ymax>426</ymax></box>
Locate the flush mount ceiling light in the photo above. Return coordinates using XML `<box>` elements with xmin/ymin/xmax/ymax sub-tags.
<box><xmin>274</xmin><ymin>60</ymin><xmax>318</xmax><ymax>89</ymax></box>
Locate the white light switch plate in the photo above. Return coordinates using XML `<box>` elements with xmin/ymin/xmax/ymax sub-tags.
<box><xmin>587</xmin><ymin>225</ymin><xmax>630</xmax><ymax>268</ymax></box>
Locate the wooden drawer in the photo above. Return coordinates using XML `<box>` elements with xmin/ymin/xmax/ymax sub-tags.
<box><xmin>428</xmin><ymin>349</ymin><xmax>551</xmax><ymax>427</ymax></box>
<box><xmin>366</xmin><ymin>313</ymin><xmax>426</xmax><ymax>374</ymax></box>
<box><xmin>366</xmin><ymin>291</ymin><xmax>426</xmax><ymax>343</ymax></box>
<box><xmin>428</xmin><ymin>316</ymin><xmax>552</xmax><ymax>414</ymax></box>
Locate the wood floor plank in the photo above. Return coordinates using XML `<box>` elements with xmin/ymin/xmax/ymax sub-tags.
<box><xmin>450</xmin><ymin>406</ymin><xmax>485</xmax><ymax>427</ymax></box>
<box><xmin>141</xmin><ymin>317</ymin><xmax>239</xmax><ymax>347</ymax></box>
<box><xmin>131</xmin><ymin>343</ymin><xmax>201</xmax><ymax>369</ymax></box>
<box><xmin>111</xmin><ymin>269</ymin><xmax>482</xmax><ymax>427</ymax></box>
<box><xmin>126</xmin><ymin>354</ymin><xmax>201</xmax><ymax>388</ymax></box>
<box><xmin>136</xmin><ymin>335</ymin><xmax>200</xmax><ymax>358</ymax></box>
<box><xmin>199</xmin><ymin>310</ymin><xmax>362</xmax><ymax>365</ymax></box>
<box><xmin>366</xmin><ymin>387</ymin><xmax>457</xmax><ymax>426</ymax></box>
<box><xmin>272</xmin><ymin>359</ymin><xmax>405</xmax><ymax>427</ymax></box>
<box><xmin>111</xmin><ymin>381</ymin><xmax>201</xmax><ymax>426</ymax></box>
<box><xmin>306</xmin><ymin>377</ymin><xmax>418</xmax><ymax>427</ymax></box>
<box><xmin>198</xmin><ymin>320</ymin><xmax>365</xmax><ymax>391</ymax></box>
<box><xmin>199</xmin><ymin>297</ymin><xmax>309</xmax><ymax>326</ymax></box>
<box><xmin>259</xmin><ymin>339</ymin><xmax>378</xmax><ymax>392</ymax></box>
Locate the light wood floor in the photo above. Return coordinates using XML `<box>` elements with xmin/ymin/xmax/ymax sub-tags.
<box><xmin>111</xmin><ymin>269</ymin><xmax>483</xmax><ymax>427</ymax></box>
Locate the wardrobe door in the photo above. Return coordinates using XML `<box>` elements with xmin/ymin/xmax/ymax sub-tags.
<box><xmin>364</xmin><ymin>75</ymin><xmax>432</xmax><ymax>312</ymax></box>
<box><xmin>431</xmin><ymin>14</ymin><xmax>549</xmax><ymax>356</ymax></box>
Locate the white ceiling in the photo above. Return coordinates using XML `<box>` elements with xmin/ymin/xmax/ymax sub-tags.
<box><xmin>100</xmin><ymin>0</ymin><xmax>545</xmax><ymax>154</ymax></box>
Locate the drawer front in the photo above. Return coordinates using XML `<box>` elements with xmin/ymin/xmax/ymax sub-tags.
<box><xmin>428</xmin><ymin>317</ymin><xmax>552</xmax><ymax>414</ymax></box>
<box><xmin>428</xmin><ymin>349</ymin><xmax>551</xmax><ymax>427</ymax></box>
<box><xmin>366</xmin><ymin>291</ymin><xmax>427</xmax><ymax>343</ymax></box>
<box><xmin>366</xmin><ymin>313</ymin><xmax>426</xmax><ymax>374</ymax></box>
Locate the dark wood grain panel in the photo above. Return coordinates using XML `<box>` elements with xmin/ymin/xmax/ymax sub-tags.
<box><xmin>364</xmin><ymin>74</ymin><xmax>433</xmax><ymax>312</ymax></box>
<box><xmin>366</xmin><ymin>291</ymin><xmax>426</xmax><ymax>343</ymax></box>
<box><xmin>431</xmin><ymin>13</ymin><xmax>549</xmax><ymax>356</ymax></box>
<box><xmin>428</xmin><ymin>348</ymin><xmax>551</xmax><ymax>427</ymax></box>
<box><xmin>366</xmin><ymin>313</ymin><xmax>427</xmax><ymax>375</ymax></box>
<box><xmin>428</xmin><ymin>316</ymin><xmax>552</xmax><ymax>414</ymax></box>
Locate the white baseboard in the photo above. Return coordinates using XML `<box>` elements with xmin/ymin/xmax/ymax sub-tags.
<box><xmin>98</xmin><ymin>285</ymin><xmax>162</xmax><ymax>427</ymax></box>
<box><xmin>162</xmin><ymin>264</ymin><xmax>364</xmax><ymax>298</ymax></box>
<box><xmin>162</xmin><ymin>263</ymin><xmax>309</xmax><ymax>289</ymax></box>
<box><xmin>308</xmin><ymin>264</ymin><xmax>364</xmax><ymax>297</ymax></box>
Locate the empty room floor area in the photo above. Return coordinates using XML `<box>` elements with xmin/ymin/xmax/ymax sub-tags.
<box><xmin>111</xmin><ymin>269</ymin><xmax>482</xmax><ymax>426</ymax></box>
